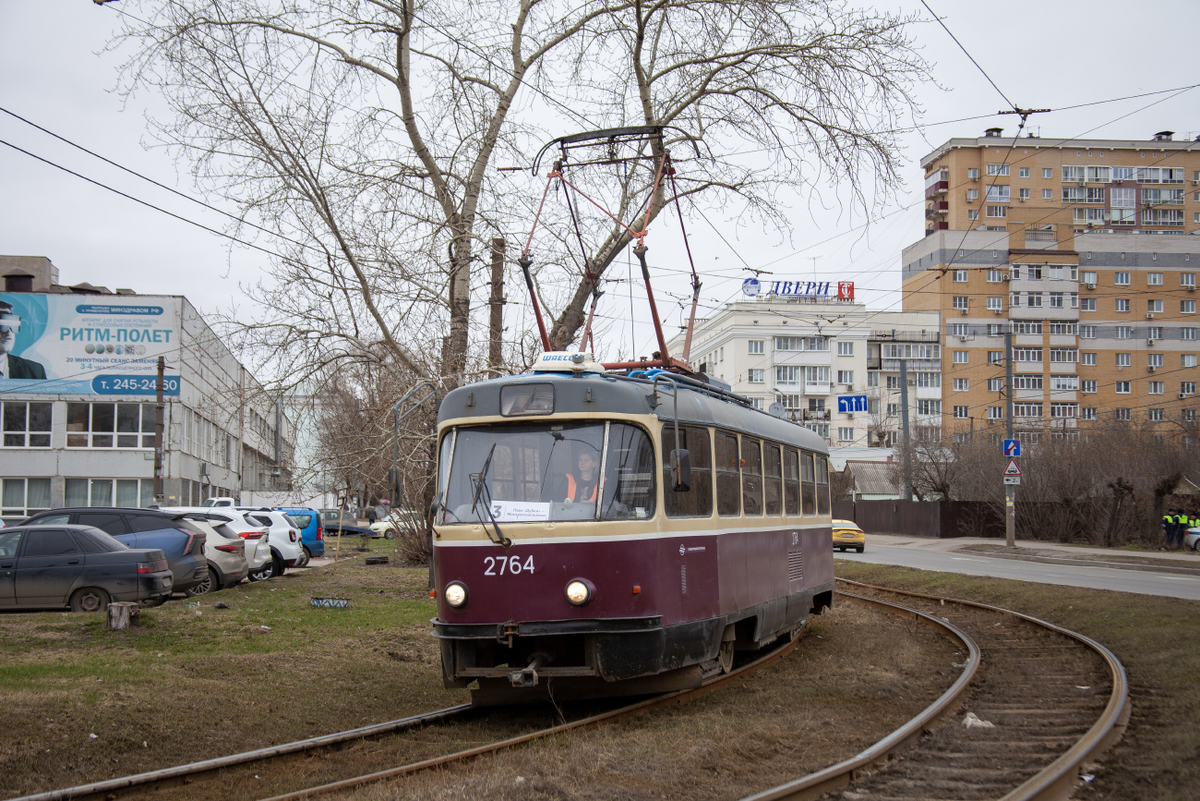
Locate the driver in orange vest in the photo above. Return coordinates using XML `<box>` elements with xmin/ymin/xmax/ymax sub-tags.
<box><xmin>565</xmin><ymin>449</ymin><xmax>600</xmax><ymax>502</ymax></box>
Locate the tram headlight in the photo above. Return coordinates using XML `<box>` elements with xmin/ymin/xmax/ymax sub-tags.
<box><xmin>565</xmin><ymin>578</ymin><xmax>594</xmax><ymax>606</ymax></box>
<box><xmin>444</xmin><ymin>581</ymin><xmax>469</xmax><ymax>608</ymax></box>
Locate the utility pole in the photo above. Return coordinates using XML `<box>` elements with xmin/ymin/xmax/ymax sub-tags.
<box><xmin>899</xmin><ymin>358</ymin><xmax>913</xmax><ymax>502</ymax></box>
<box><xmin>1005</xmin><ymin>330</ymin><xmax>1016</xmax><ymax>548</ymax></box>
<box><xmin>487</xmin><ymin>238</ymin><xmax>505</xmax><ymax>378</ymax></box>
<box><xmin>153</xmin><ymin>356</ymin><xmax>165</xmax><ymax>502</ymax></box>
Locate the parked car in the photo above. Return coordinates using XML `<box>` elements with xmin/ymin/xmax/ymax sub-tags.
<box><xmin>0</xmin><ymin>525</ymin><xmax>173</xmax><ymax>611</ymax></box>
<box><xmin>176</xmin><ymin>515</ymin><xmax>249</xmax><ymax>595</ymax></box>
<box><xmin>320</xmin><ymin>508</ymin><xmax>374</xmax><ymax>538</ymax></box>
<box><xmin>202</xmin><ymin>497</ymin><xmax>236</xmax><ymax>508</ymax></box>
<box><xmin>159</xmin><ymin>508</ymin><xmax>271</xmax><ymax>579</ymax></box>
<box><xmin>239</xmin><ymin>509</ymin><xmax>303</xmax><ymax>578</ymax></box>
<box><xmin>275</xmin><ymin>507</ymin><xmax>324</xmax><ymax>564</ymax></box>
<box><xmin>1186</xmin><ymin>528</ymin><xmax>1200</xmax><ymax>552</ymax></box>
<box><xmin>369</xmin><ymin>509</ymin><xmax>423</xmax><ymax>539</ymax></box>
<box><xmin>832</xmin><ymin>519</ymin><xmax>866</xmax><ymax>553</ymax></box>
<box><xmin>22</xmin><ymin>508</ymin><xmax>209</xmax><ymax>595</ymax></box>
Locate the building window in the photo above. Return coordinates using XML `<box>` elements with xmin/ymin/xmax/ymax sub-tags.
<box><xmin>748</xmin><ymin>369</ymin><xmax>764</xmax><ymax>384</ymax></box>
<box><xmin>1081</xmin><ymin>408</ymin><xmax>1097</xmax><ymax>421</ymax></box>
<box><xmin>1184</xmin><ymin>355</ymin><xmax>1198</xmax><ymax>369</ymax></box>
<box><xmin>953</xmin><ymin>269</ymin><xmax>968</xmax><ymax>282</ymax></box>
<box><xmin>1081</xmin><ymin>353</ymin><xmax>1097</xmax><ymax>366</ymax></box>
<box><xmin>1027</xmin><ymin>292</ymin><xmax>1043</xmax><ymax>308</ymax></box>
<box><xmin>64</xmin><ymin>478</ymin><xmax>156</xmax><ymax>508</ymax></box>
<box><xmin>1147</xmin><ymin>272</ymin><xmax>1163</xmax><ymax>286</ymax></box>
<box><xmin>886</xmin><ymin>403</ymin><xmax>899</xmax><ymax>417</ymax></box>
<box><xmin>867</xmin><ymin>371</ymin><xmax>879</xmax><ymax>387</ymax></box>
<box><xmin>1081</xmin><ymin>298</ymin><xmax>1096</xmax><ymax>312</ymax></box>
<box><xmin>748</xmin><ymin>340</ymin><xmax>764</xmax><ymax>355</ymax></box>
<box><xmin>953</xmin><ymin>350</ymin><xmax>968</xmax><ymax>364</ymax></box>
<box><xmin>1042</xmin><ymin>168</ymin><xmax>1052</xmax><ymax>179</ymax></box>
<box><xmin>917</xmin><ymin>400</ymin><xmax>941</xmax><ymax>416</ymax></box>
<box><xmin>886</xmin><ymin>375</ymin><xmax>901</xmax><ymax>390</ymax></box>
<box><xmin>1010</xmin><ymin>292</ymin><xmax>1021</xmax><ymax>307</ymax></box>
<box><xmin>1185</xmin><ymin>409</ymin><xmax>1197</xmax><ymax>423</ymax></box>
<box><xmin>953</xmin><ymin>378</ymin><xmax>969</xmax><ymax>391</ymax></box>
<box><xmin>1115</xmin><ymin>299</ymin><xmax>1130</xmax><ymax>313</ymax></box>
<box><xmin>837</xmin><ymin>370</ymin><xmax>854</xmax><ymax>385</ymax></box>
<box><xmin>1019</xmin><ymin>187</ymin><xmax>1030</xmax><ymax>200</ymax></box>
<box><xmin>1013</xmin><ymin>403</ymin><xmax>1043</xmax><ymax>418</ymax></box>
<box><xmin>1149</xmin><ymin>354</ymin><xmax>1164</xmax><ymax>369</ymax></box>
<box><xmin>775</xmin><ymin>366</ymin><xmax>802</xmax><ymax>385</ymax></box>
<box><xmin>953</xmin><ymin>405</ymin><xmax>969</xmax><ymax>419</ymax></box>
<box><xmin>1014</xmin><ymin>348</ymin><xmax>1043</xmax><ymax>363</ymax></box>
<box><xmin>1081</xmin><ymin>270</ymin><xmax>1097</xmax><ymax>285</ymax></box>
<box><xmin>985</xmin><ymin>269</ymin><xmax>1003</xmax><ymax>283</ymax></box>
<box><xmin>1182</xmin><ymin>382</ymin><xmax>1197</xmax><ymax>395</ymax></box>
<box><xmin>1042</xmin><ymin>189</ymin><xmax>1052</xmax><ymax>199</ymax></box>
<box><xmin>1050</xmin><ymin>403</ymin><xmax>1078</xmax><ymax>419</ymax></box>
<box><xmin>987</xmin><ymin>163</ymin><xmax>1010</xmax><ymax>176</ymax></box>
<box><xmin>986</xmin><ymin>205</ymin><xmax>1008</xmax><ymax>218</ymax></box>
<box><xmin>805</xmin><ymin>366</ymin><xmax>831</xmax><ymax>386</ymax></box>
<box><xmin>1049</xmin><ymin>292</ymin><xmax>1064</xmax><ymax>309</ymax></box>
<box><xmin>968</xmin><ymin>168</ymin><xmax>979</xmax><ymax>181</ymax></box>
<box><xmin>1115</xmin><ymin>326</ymin><xmax>1132</xmax><ymax>339</ymax></box>
<box><xmin>1013</xmin><ymin>374</ymin><xmax>1043</xmax><ymax>390</ymax></box>
<box><xmin>967</xmin><ymin>209</ymin><xmax>979</xmax><ymax>220</ymax></box>
<box><xmin>1148</xmin><ymin>300</ymin><xmax>1163</xmax><ymax>314</ymax></box>
<box><xmin>966</xmin><ymin>188</ymin><xmax>979</xmax><ymax>202</ymax></box>
<box><xmin>1114</xmin><ymin>272</ymin><xmax>1130</xmax><ymax>286</ymax></box>
<box><xmin>1013</xmin><ymin>321</ymin><xmax>1042</xmax><ymax>335</ymax></box>
<box><xmin>1148</xmin><ymin>380</ymin><xmax>1164</xmax><ymax>394</ymax></box>
<box><xmin>1182</xmin><ymin>273</ymin><xmax>1196</xmax><ymax>288</ymax></box>
<box><xmin>987</xmin><ymin>350</ymin><xmax>1004</xmax><ymax>365</ymax></box>
<box><xmin>987</xmin><ymin>296</ymin><xmax>1003</xmax><ymax>311</ymax></box>
<box><xmin>837</xmin><ymin>427</ymin><xmax>855</xmax><ymax>442</ymax></box>
<box><xmin>837</xmin><ymin>341</ymin><xmax>853</xmax><ymax>356</ymax></box>
<box><xmin>1184</xmin><ymin>300</ymin><xmax>1197</xmax><ymax>314</ymax></box>
<box><xmin>1079</xmin><ymin>325</ymin><xmax>1095</xmax><ymax>338</ymax></box>
<box><xmin>1148</xmin><ymin>408</ymin><xmax>1164</xmax><ymax>422</ymax></box>
<box><xmin>66</xmin><ymin>403</ymin><xmax>156</xmax><ymax>449</ymax></box>
<box><xmin>988</xmin><ymin>378</ymin><xmax>1004</xmax><ymax>392</ymax></box>
<box><xmin>988</xmin><ymin>407</ymin><xmax>1004</xmax><ymax>421</ymax></box>
<box><xmin>1</xmin><ymin>477</ymin><xmax>52</xmax><ymax>518</ymax></box>
<box><xmin>1116</xmin><ymin>353</ymin><xmax>1131</xmax><ymax>367</ymax></box>
<box><xmin>2</xmin><ymin>402</ymin><xmax>52</xmax><ymax>448</ymax></box>
<box><xmin>1082</xmin><ymin>380</ymin><xmax>1097</xmax><ymax>393</ymax></box>
<box><xmin>952</xmin><ymin>296</ymin><xmax>969</xmax><ymax>310</ymax></box>
<box><xmin>1050</xmin><ymin>375</ymin><xmax>1079</xmax><ymax>391</ymax></box>
<box><xmin>1184</xmin><ymin>328</ymin><xmax>1197</xmax><ymax>341</ymax></box>
<box><xmin>1115</xmin><ymin>381</ymin><xmax>1131</xmax><ymax>394</ymax></box>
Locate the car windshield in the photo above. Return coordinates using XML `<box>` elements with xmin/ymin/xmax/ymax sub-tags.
<box><xmin>440</xmin><ymin>421</ymin><xmax>655</xmax><ymax>524</ymax></box>
<box><xmin>285</xmin><ymin>514</ymin><xmax>313</xmax><ymax>528</ymax></box>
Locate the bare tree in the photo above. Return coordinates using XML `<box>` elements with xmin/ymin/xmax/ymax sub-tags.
<box><xmin>116</xmin><ymin>0</ymin><xmax>930</xmax><ymax>389</ymax></box>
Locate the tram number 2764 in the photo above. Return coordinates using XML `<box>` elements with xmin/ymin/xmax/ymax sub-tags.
<box><xmin>483</xmin><ymin>555</ymin><xmax>536</xmax><ymax>576</ymax></box>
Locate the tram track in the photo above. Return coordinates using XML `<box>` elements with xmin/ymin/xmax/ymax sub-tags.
<box><xmin>741</xmin><ymin>580</ymin><xmax>1131</xmax><ymax>801</ymax></box>
<box><xmin>10</xmin><ymin>582</ymin><xmax>1128</xmax><ymax>801</ymax></box>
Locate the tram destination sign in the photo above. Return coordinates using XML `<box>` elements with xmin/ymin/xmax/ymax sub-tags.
<box><xmin>742</xmin><ymin>278</ymin><xmax>854</xmax><ymax>300</ymax></box>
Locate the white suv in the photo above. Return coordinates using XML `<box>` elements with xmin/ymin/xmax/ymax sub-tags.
<box><xmin>240</xmin><ymin>509</ymin><xmax>304</xmax><ymax>579</ymax></box>
<box><xmin>160</xmin><ymin>508</ymin><xmax>271</xmax><ymax>577</ymax></box>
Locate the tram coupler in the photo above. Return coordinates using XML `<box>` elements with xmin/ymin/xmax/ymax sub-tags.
<box><xmin>509</xmin><ymin>651</ymin><xmax>552</xmax><ymax>687</ymax></box>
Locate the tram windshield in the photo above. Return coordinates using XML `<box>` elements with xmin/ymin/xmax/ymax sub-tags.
<box><xmin>439</xmin><ymin>421</ymin><xmax>656</xmax><ymax>524</ymax></box>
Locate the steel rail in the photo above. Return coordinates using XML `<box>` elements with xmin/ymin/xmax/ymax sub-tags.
<box><xmin>6</xmin><ymin>705</ymin><xmax>475</xmax><ymax>801</ymax></box>
<box><xmin>740</xmin><ymin>591</ymin><xmax>981</xmax><ymax>801</ymax></box>
<box><xmin>258</xmin><ymin>628</ymin><xmax>806</xmax><ymax>800</ymax></box>
<box><xmin>838</xmin><ymin>578</ymin><xmax>1132</xmax><ymax>801</ymax></box>
<box><xmin>740</xmin><ymin>580</ymin><xmax>1130</xmax><ymax>801</ymax></box>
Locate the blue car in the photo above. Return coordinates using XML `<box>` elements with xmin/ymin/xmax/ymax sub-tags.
<box><xmin>276</xmin><ymin>508</ymin><xmax>324</xmax><ymax>564</ymax></box>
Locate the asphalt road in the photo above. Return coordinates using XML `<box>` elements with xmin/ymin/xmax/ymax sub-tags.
<box><xmin>838</xmin><ymin>540</ymin><xmax>1200</xmax><ymax>601</ymax></box>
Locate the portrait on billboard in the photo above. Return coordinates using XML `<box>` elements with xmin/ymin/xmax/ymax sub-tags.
<box><xmin>0</xmin><ymin>299</ymin><xmax>47</xmax><ymax>380</ymax></box>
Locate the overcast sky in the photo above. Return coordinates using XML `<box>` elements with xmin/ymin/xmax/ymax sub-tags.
<box><xmin>2</xmin><ymin>1</ymin><xmax>1198</xmax><ymax>365</ymax></box>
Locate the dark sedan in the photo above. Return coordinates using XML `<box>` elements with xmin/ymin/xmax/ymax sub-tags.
<box><xmin>23</xmin><ymin>508</ymin><xmax>208</xmax><ymax>595</ymax></box>
<box><xmin>0</xmin><ymin>525</ymin><xmax>173</xmax><ymax>611</ymax></box>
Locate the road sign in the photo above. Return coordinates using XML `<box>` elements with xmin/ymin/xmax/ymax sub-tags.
<box><xmin>1003</xmin><ymin>458</ymin><xmax>1022</xmax><ymax>476</ymax></box>
<box><xmin>1002</xmin><ymin>439</ymin><xmax>1021</xmax><ymax>457</ymax></box>
<box><xmin>1004</xmin><ymin>476</ymin><xmax>1022</xmax><ymax>485</ymax></box>
<box><xmin>837</xmin><ymin>394</ymin><xmax>869</xmax><ymax>413</ymax></box>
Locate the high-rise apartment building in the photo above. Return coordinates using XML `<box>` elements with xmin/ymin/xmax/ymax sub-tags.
<box><xmin>904</xmin><ymin>129</ymin><xmax>1200</xmax><ymax>442</ymax></box>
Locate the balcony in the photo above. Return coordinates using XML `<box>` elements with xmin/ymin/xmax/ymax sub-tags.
<box><xmin>924</xmin><ymin>180</ymin><xmax>948</xmax><ymax>199</ymax></box>
<box><xmin>925</xmin><ymin>201</ymin><xmax>949</xmax><ymax>219</ymax></box>
<box><xmin>926</xmin><ymin>221</ymin><xmax>949</xmax><ymax>235</ymax></box>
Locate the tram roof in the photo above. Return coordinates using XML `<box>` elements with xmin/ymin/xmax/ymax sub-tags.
<box><xmin>439</xmin><ymin>372</ymin><xmax>829</xmax><ymax>454</ymax></box>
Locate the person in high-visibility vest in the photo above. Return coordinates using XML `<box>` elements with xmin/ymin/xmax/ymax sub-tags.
<box><xmin>564</xmin><ymin>448</ymin><xmax>600</xmax><ymax>503</ymax></box>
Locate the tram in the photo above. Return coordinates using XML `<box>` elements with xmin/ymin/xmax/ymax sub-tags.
<box><xmin>430</xmin><ymin>353</ymin><xmax>834</xmax><ymax>704</ymax></box>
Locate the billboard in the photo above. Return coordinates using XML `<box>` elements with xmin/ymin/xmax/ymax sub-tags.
<box><xmin>741</xmin><ymin>279</ymin><xmax>854</xmax><ymax>299</ymax></box>
<box><xmin>0</xmin><ymin>293</ymin><xmax>181</xmax><ymax>396</ymax></box>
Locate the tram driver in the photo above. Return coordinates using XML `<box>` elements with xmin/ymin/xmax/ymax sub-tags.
<box><xmin>562</xmin><ymin>445</ymin><xmax>600</xmax><ymax>503</ymax></box>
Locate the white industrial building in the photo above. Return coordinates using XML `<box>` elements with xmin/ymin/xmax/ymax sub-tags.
<box><xmin>667</xmin><ymin>284</ymin><xmax>941</xmax><ymax>449</ymax></box>
<box><xmin>0</xmin><ymin>256</ymin><xmax>293</xmax><ymax>521</ymax></box>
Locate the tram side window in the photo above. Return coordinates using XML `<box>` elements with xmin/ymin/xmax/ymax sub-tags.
<box><xmin>816</xmin><ymin>455</ymin><xmax>831</xmax><ymax>517</ymax></box>
<box><xmin>601</xmin><ymin>423</ymin><xmax>657</xmax><ymax>520</ymax></box>
<box><xmin>662</xmin><ymin>426</ymin><xmax>712</xmax><ymax>518</ymax></box>
<box><xmin>741</xmin><ymin>437</ymin><xmax>763</xmax><ymax>516</ymax></box>
<box><xmin>763</xmin><ymin>443</ymin><xmax>782</xmax><ymax>516</ymax></box>
<box><xmin>801</xmin><ymin>451</ymin><xmax>816</xmax><ymax>516</ymax></box>
<box><xmin>783</xmin><ymin>449</ymin><xmax>800</xmax><ymax>516</ymax></box>
<box><xmin>715</xmin><ymin>431</ymin><xmax>741</xmax><ymax>516</ymax></box>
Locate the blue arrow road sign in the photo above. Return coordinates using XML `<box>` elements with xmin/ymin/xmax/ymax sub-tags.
<box><xmin>838</xmin><ymin>395</ymin><xmax>869</xmax><ymax>413</ymax></box>
<box><xmin>1003</xmin><ymin>439</ymin><xmax>1021</xmax><ymax>457</ymax></box>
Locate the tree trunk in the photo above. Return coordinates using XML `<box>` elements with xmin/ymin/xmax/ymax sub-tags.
<box><xmin>106</xmin><ymin>602</ymin><xmax>139</xmax><ymax>631</ymax></box>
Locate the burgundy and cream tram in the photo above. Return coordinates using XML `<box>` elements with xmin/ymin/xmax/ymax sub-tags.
<box><xmin>430</xmin><ymin>351</ymin><xmax>834</xmax><ymax>703</ymax></box>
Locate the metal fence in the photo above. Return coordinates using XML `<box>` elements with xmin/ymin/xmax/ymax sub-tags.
<box><xmin>833</xmin><ymin>499</ymin><xmax>1006</xmax><ymax>539</ymax></box>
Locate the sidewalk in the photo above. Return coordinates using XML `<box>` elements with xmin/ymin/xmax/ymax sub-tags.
<box><xmin>866</xmin><ymin>533</ymin><xmax>1200</xmax><ymax>576</ymax></box>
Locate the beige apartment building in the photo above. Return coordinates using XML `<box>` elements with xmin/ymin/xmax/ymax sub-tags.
<box><xmin>904</xmin><ymin>129</ymin><xmax>1200</xmax><ymax>442</ymax></box>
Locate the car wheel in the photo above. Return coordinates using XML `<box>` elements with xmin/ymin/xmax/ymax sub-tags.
<box><xmin>185</xmin><ymin>569</ymin><xmax>219</xmax><ymax>596</ymax></box>
<box><xmin>857</xmin><ymin>545</ymin><xmax>865</xmax><ymax>553</ymax></box>
<box><xmin>384</xmin><ymin>527</ymin><xmax>396</xmax><ymax>540</ymax></box>
<box><xmin>272</xmin><ymin>553</ymin><xmax>285</xmax><ymax>577</ymax></box>
<box><xmin>249</xmin><ymin>560</ymin><xmax>275</xmax><ymax>582</ymax></box>
<box><xmin>297</xmin><ymin>547</ymin><xmax>311</xmax><ymax>568</ymax></box>
<box><xmin>69</xmin><ymin>587</ymin><xmax>111</xmax><ymax>613</ymax></box>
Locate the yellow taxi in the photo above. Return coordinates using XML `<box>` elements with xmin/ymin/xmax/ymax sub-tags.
<box><xmin>832</xmin><ymin>519</ymin><xmax>866</xmax><ymax>553</ymax></box>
